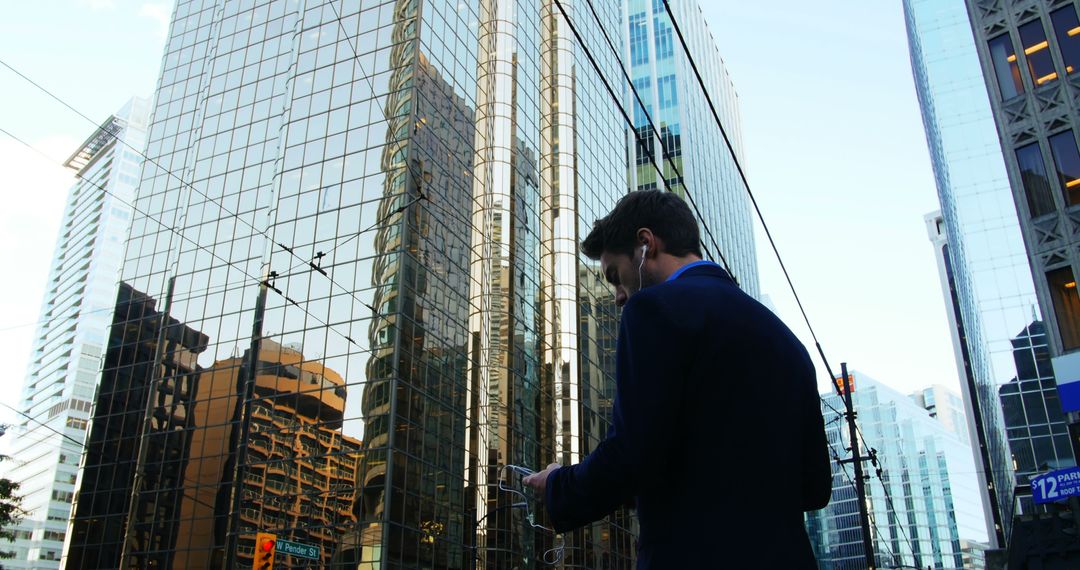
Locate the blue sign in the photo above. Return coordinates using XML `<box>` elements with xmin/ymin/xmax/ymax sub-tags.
<box><xmin>1031</xmin><ymin>467</ymin><xmax>1080</xmax><ymax>505</ymax></box>
<box><xmin>276</xmin><ymin>539</ymin><xmax>320</xmax><ymax>560</ymax></box>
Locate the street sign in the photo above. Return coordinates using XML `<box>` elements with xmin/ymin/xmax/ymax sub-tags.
<box><xmin>1031</xmin><ymin>467</ymin><xmax>1080</xmax><ymax>505</ymax></box>
<box><xmin>276</xmin><ymin>539</ymin><xmax>320</xmax><ymax>560</ymax></box>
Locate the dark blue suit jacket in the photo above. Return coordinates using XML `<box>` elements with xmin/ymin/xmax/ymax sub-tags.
<box><xmin>544</xmin><ymin>264</ymin><xmax>831</xmax><ymax>568</ymax></box>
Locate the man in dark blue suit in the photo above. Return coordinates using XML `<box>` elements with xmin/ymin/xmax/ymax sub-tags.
<box><xmin>523</xmin><ymin>190</ymin><xmax>831</xmax><ymax>568</ymax></box>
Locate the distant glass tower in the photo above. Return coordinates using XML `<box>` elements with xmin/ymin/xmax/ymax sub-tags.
<box><xmin>912</xmin><ymin>384</ymin><xmax>974</xmax><ymax>447</ymax></box>
<box><xmin>905</xmin><ymin>0</ymin><xmax>1061</xmax><ymax>544</ymax></box>
<box><xmin>623</xmin><ymin>0</ymin><xmax>759</xmax><ymax>298</ymax></box>
<box><xmin>2</xmin><ymin>97</ymin><xmax>148</xmax><ymax>569</ymax></box>
<box><xmin>806</xmin><ymin>373</ymin><xmax>989</xmax><ymax>570</ymax></box>
<box><xmin>59</xmin><ymin>0</ymin><xmax>657</xmax><ymax>568</ymax></box>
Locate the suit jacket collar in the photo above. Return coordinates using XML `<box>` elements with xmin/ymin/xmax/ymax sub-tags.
<box><xmin>671</xmin><ymin>262</ymin><xmax>734</xmax><ymax>284</ymax></box>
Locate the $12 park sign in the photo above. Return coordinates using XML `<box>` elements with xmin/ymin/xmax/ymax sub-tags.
<box><xmin>1031</xmin><ymin>466</ymin><xmax>1080</xmax><ymax>505</ymax></box>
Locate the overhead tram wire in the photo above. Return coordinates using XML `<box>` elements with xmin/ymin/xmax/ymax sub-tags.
<box><xmin>0</xmin><ymin>60</ymin><xmax>316</xmax><ymax>274</ymax></box>
<box><xmin>3</xmin><ymin>121</ymin><xmax>506</xmax><ymax>381</ymax></box>
<box><xmin>0</xmin><ymin>402</ymin><xmax>221</xmax><ymax>513</ymax></box>
<box><xmin>0</xmin><ymin>59</ymin><xmax>384</xmax><ymax>326</ymax></box>
<box><xmin>0</xmin><ymin>58</ymin><xmax>452</xmax><ymax>346</ymax></box>
<box><xmin>15</xmin><ymin>0</ymin><xmax>845</xmax><ymax>467</ymax></box>
<box><xmin>547</xmin><ymin>0</ymin><xmax>739</xmax><ymax>279</ymax></box>
<box><xmin>0</xmin><ymin>126</ymin><xmax>368</xmax><ymax>353</ymax></box>
<box><xmin>0</xmin><ymin>278</ymin><xmax>250</xmax><ymax>334</ymax></box>
<box><xmin>271</xmin><ymin>0</ymin><xmax>429</xmax><ymax>281</ymax></box>
<box><xmin>574</xmin><ymin>0</ymin><xmax>736</xmax><ymax>284</ymax></box>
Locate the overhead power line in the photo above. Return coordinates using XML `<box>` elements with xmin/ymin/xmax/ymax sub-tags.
<box><xmin>657</xmin><ymin>0</ymin><xmax>839</xmax><ymax>386</ymax></box>
<box><xmin>549</xmin><ymin>0</ymin><xmax>737</xmax><ymax>281</ymax></box>
<box><xmin>0</xmin><ymin>126</ymin><xmax>365</xmax><ymax>352</ymax></box>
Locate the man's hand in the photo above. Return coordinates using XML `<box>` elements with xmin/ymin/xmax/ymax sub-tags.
<box><xmin>522</xmin><ymin>463</ymin><xmax>561</xmax><ymax>494</ymax></box>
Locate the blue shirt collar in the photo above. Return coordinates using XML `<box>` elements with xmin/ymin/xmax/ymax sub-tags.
<box><xmin>665</xmin><ymin>260</ymin><xmax>720</xmax><ymax>283</ymax></box>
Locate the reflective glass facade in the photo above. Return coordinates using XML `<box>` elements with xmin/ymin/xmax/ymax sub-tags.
<box><xmin>623</xmin><ymin>0</ymin><xmax>759</xmax><ymax>298</ymax></box>
<box><xmin>807</xmin><ymin>374</ymin><xmax>988</xmax><ymax>570</ymax></box>
<box><xmin>998</xmin><ymin>320</ymin><xmax>1075</xmax><ymax>513</ymax></box>
<box><xmin>61</xmin><ymin>0</ymin><xmax>644</xmax><ymax>568</ymax></box>
<box><xmin>2</xmin><ymin>98</ymin><xmax>149</xmax><ymax>569</ymax></box>
<box><xmin>904</xmin><ymin>0</ymin><xmax>1062</xmax><ymax>545</ymax></box>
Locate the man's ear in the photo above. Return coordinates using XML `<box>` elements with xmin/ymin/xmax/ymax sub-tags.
<box><xmin>636</xmin><ymin>228</ymin><xmax>656</xmax><ymax>257</ymax></box>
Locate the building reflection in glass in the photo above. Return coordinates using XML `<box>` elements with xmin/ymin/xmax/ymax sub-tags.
<box><xmin>65</xmin><ymin>282</ymin><xmax>209</xmax><ymax>569</ymax></box>
<box><xmin>66</xmin><ymin>284</ymin><xmax>361</xmax><ymax>569</ymax></box>
<box><xmin>63</xmin><ymin>0</ymin><xmax>637</xmax><ymax>567</ymax></box>
<box><xmin>998</xmin><ymin>320</ymin><xmax>1076</xmax><ymax>514</ymax></box>
<box><xmin>179</xmin><ymin>338</ymin><xmax>361</xmax><ymax>568</ymax></box>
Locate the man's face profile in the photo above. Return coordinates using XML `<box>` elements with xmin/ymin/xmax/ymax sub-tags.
<box><xmin>599</xmin><ymin>250</ymin><xmax>637</xmax><ymax>308</ymax></box>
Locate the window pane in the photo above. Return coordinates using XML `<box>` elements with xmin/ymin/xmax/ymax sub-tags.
<box><xmin>989</xmin><ymin>34</ymin><xmax>1025</xmax><ymax>98</ymax></box>
<box><xmin>632</xmin><ymin>77</ymin><xmax>652</xmax><ymax>126</ymax></box>
<box><xmin>1049</xmin><ymin>131</ymin><xmax>1080</xmax><ymax>206</ymax></box>
<box><xmin>657</xmin><ymin>75</ymin><xmax>677</xmax><ymax>109</ymax></box>
<box><xmin>1023</xmin><ymin>390</ymin><xmax>1049</xmax><ymax>425</ymax></box>
<box><xmin>1012</xmin><ymin>438</ymin><xmax>1036</xmax><ymax>474</ymax></box>
<box><xmin>629</xmin><ymin>13</ymin><xmax>649</xmax><ymax>66</ymax></box>
<box><xmin>654</xmin><ymin>20</ymin><xmax>673</xmax><ymax>60</ymax></box>
<box><xmin>1020</xmin><ymin>20</ymin><xmax>1058</xmax><ymax>86</ymax></box>
<box><xmin>1051</xmin><ymin>6</ymin><xmax>1080</xmax><ymax>75</ymax></box>
<box><xmin>1047</xmin><ymin>266</ymin><xmax>1080</xmax><ymax>350</ymax></box>
<box><xmin>1016</xmin><ymin>143</ymin><xmax>1056</xmax><ymax>216</ymax></box>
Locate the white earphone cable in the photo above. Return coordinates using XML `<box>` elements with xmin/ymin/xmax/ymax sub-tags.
<box><xmin>498</xmin><ymin>465</ymin><xmax>566</xmax><ymax>564</ymax></box>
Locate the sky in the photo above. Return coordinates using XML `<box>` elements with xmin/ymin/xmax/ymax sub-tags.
<box><xmin>0</xmin><ymin>1</ymin><xmax>956</xmax><ymax>426</ymax></box>
<box><xmin>703</xmin><ymin>1</ymin><xmax>955</xmax><ymax>395</ymax></box>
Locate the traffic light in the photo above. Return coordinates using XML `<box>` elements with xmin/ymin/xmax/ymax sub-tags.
<box><xmin>253</xmin><ymin>532</ymin><xmax>276</xmax><ymax>570</ymax></box>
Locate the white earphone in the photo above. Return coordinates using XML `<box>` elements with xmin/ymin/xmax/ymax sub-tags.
<box><xmin>638</xmin><ymin>244</ymin><xmax>647</xmax><ymax>288</ymax></box>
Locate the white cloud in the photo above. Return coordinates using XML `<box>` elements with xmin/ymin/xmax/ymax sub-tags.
<box><xmin>139</xmin><ymin>2</ymin><xmax>171</xmax><ymax>40</ymax></box>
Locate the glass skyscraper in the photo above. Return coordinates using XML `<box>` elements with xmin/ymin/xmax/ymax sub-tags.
<box><xmin>47</xmin><ymin>0</ymin><xmax>731</xmax><ymax>567</ymax></box>
<box><xmin>962</xmin><ymin>0</ymin><xmax>1080</xmax><ymax>427</ymax></box>
<box><xmin>806</xmin><ymin>373</ymin><xmax>988</xmax><ymax>570</ymax></box>
<box><xmin>623</xmin><ymin>0</ymin><xmax>759</xmax><ymax>298</ymax></box>
<box><xmin>2</xmin><ymin>97</ymin><xmax>148</xmax><ymax>569</ymax></box>
<box><xmin>904</xmin><ymin>0</ymin><xmax>1072</xmax><ymax>546</ymax></box>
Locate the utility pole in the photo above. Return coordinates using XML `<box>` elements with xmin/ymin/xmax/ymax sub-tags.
<box><xmin>837</xmin><ymin>362</ymin><xmax>876</xmax><ymax>570</ymax></box>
